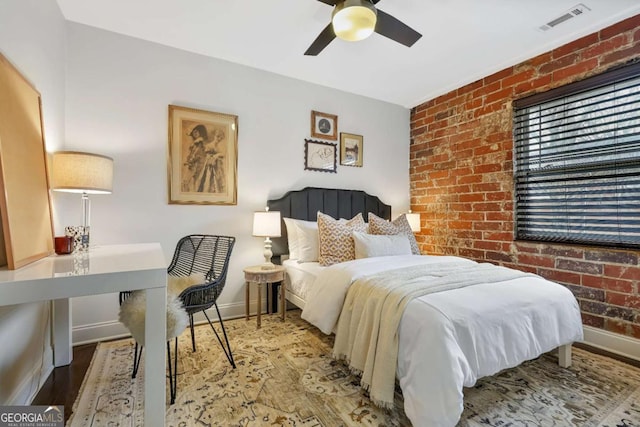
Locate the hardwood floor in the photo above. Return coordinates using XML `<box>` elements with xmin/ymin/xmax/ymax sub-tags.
<box><xmin>30</xmin><ymin>341</ymin><xmax>639</xmax><ymax>424</ymax></box>
<box><xmin>32</xmin><ymin>343</ymin><xmax>97</xmax><ymax>423</ymax></box>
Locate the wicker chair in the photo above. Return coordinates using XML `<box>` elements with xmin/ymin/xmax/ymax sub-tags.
<box><xmin>119</xmin><ymin>234</ymin><xmax>236</xmax><ymax>404</ymax></box>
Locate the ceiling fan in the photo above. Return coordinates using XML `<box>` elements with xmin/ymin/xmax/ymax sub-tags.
<box><xmin>305</xmin><ymin>0</ymin><xmax>422</xmax><ymax>56</ymax></box>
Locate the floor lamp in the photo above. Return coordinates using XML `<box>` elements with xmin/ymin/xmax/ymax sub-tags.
<box><xmin>51</xmin><ymin>151</ymin><xmax>113</xmax><ymax>251</ymax></box>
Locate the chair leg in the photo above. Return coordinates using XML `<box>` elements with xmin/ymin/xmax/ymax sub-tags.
<box><xmin>167</xmin><ymin>338</ymin><xmax>178</xmax><ymax>405</ymax></box>
<box><xmin>132</xmin><ymin>342</ymin><xmax>143</xmax><ymax>379</ymax></box>
<box><xmin>189</xmin><ymin>314</ymin><xmax>196</xmax><ymax>353</ymax></box>
<box><xmin>203</xmin><ymin>303</ymin><xmax>236</xmax><ymax>369</ymax></box>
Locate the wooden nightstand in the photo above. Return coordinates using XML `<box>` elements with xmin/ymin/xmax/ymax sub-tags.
<box><xmin>243</xmin><ymin>265</ymin><xmax>285</xmax><ymax>328</ymax></box>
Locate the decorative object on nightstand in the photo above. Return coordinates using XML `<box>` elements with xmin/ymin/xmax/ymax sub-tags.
<box><xmin>243</xmin><ymin>264</ymin><xmax>286</xmax><ymax>329</ymax></box>
<box><xmin>51</xmin><ymin>151</ymin><xmax>113</xmax><ymax>251</ymax></box>
<box><xmin>406</xmin><ymin>210</ymin><xmax>421</xmax><ymax>232</ymax></box>
<box><xmin>252</xmin><ymin>208</ymin><xmax>281</xmax><ymax>270</ymax></box>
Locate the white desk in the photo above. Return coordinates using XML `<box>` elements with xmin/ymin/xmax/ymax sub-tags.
<box><xmin>0</xmin><ymin>243</ymin><xmax>167</xmax><ymax>427</ymax></box>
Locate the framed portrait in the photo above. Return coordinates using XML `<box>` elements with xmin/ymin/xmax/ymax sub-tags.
<box><xmin>304</xmin><ymin>139</ymin><xmax>337</xmax><ymax>173</ymax></box>
<box><xmin>168</xmin><ymin>105</ymin><xmax>238</xmax><ymax>205</ymax></box>
<box><xmin>310</xmin><ymin>110</ymin><xmax>338</xmax><ymax>141</ymax></box>
<box><xmin>340</xmin><ymin>133</ymin><xmax>363</xmax><ymax>167</ymax></box>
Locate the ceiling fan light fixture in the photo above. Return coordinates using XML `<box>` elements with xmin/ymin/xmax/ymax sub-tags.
<box><xmin>332</xmin><ymin>0</ymin><xmax>377</xmax><ymax>42</ymax></box>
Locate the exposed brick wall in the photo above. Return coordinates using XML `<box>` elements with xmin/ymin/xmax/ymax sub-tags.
<box><xmin>409</xmin><ymin>15</ymin><xmax>640</xmax><ymax>339</ymax></box>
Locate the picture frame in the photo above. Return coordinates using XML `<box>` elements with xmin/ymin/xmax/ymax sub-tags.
<box><xmin>304</xmin><ymin>139</ymin><xmax>337</xmax><ymax>173</ymax></box>
<box><xmin>310</xmin><ymin>110</ymin><xmax>338</xmax><ymax>141</ymax></box>
<box><xmin>168</xmin><ymin>105</ymin><xmax>238</xmax><ymax>205</ymax></box>
<box><xmin>340</xmin><ymin>133</ymin><xmax>363</xmax><ymax>167</ymax></box>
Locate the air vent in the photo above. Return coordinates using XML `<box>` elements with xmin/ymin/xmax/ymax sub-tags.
<box><xmin>539</xmin><ymin>4</ymin><xmax>591</xmax><ymax>31</ymax></box>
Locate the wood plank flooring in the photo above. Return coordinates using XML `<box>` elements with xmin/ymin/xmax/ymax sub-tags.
<box><xmin>32</xmin><ymin>343</ymin><xmax>96</xmax><ymax>424</ymax></box>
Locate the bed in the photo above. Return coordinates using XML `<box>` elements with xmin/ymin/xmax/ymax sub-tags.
<box><xmin>267</xmin><ymin>187</ymin><xmax>584</xmax><ymax>427</ymax></box>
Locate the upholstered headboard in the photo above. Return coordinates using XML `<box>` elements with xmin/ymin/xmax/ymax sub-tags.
<box><xmin>267</xmin><ymin>187</ymin><xmax>392</xmax><ymax>257</ymax></box>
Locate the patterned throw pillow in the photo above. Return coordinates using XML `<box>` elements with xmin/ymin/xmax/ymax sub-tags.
<box><xmin>317</xmin><ymin>212</ymin><xmax>367</xmax><ymax>266</ymax></box>
<box><xmin>368</xmin><ymin>213</ymin><xmax>420</xmax><ymax>255</ymax></box>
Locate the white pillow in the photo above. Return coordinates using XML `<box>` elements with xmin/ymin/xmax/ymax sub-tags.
<box><xmin>283</xmin><ymin>217</ymin><xmax>300</xmax><ymax>259</ymax></box>
<box><xmin>294</xmin><ymin>219</ymin><xmax>319</xmax><ymax>263</ymax></box>
<box><xmin>352</xmin><ymin>231</ymin><xmax>412</xmax><ymax>259</ymax></box>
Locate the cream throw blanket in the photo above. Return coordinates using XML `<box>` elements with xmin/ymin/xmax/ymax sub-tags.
<box><xmin>333</xmin><ymin>262</ymin><xmax>533</xmax><ymax>408</ymax></box>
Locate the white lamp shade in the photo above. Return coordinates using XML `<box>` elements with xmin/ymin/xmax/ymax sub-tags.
<box><xmin>252</xmin><ymin>211</ymin><xmax>281</xmax><ymax>237</ymax></box>
<box><xmin>51</xmin><ymin>151</ymin><xmax>113</xmax><ymax>194</ymax></box>
<box><xmin>332</xmin><ymin>0</ymin><xmax>377</xmax><ymax>42</ymax></box>
<box><xmin>406</xmin><ymin>212</ymin><xmax>421</xmax><ymax>232</ymax></box>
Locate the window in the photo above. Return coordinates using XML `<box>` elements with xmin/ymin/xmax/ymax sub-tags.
<box><xmin>513</xmin><ymin>62</ymin><xmax>640</xmax><ymax>249</ymax></box>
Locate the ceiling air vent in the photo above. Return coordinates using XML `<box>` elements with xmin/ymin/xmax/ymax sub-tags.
<box><xmin>539</xmin><ymin>4</ymin><xmax>591</xmax><ymax>31</ymax></box>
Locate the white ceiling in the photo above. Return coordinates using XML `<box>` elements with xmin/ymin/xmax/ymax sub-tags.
<box><xmin>56</xmin><ymin>0</ymin><xmax>640</xmax><ymax>108</ymax></box>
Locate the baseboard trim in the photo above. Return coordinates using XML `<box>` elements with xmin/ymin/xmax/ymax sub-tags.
<box><xmin>9</xmin><ymin>346</ymin><xmax>53</xmax><ymax>405</ymax></box>
<box><xmin>582</xmin><ymin>325</ymin><xmax>640</xmax><ymax>362</ymax></box>
<box><xmin>72</xmin><ymin>301</ymin><xmax>250</xmax><ymax>346</ymax></box>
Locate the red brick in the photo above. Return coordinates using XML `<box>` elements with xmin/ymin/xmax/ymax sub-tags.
<box><xmin>472</xmin><ymin>182</ymin><xmax>501</xmax><ymax>192</ymax></box>
<box><xmin>486</xmin><ymin>251</ymin><xmax>513</xmax><ymax>263</ymax></box>
<box><xmin>486</xmin><ymin>191</ymin><xmax>510</xmax><ymax>201</ymax></box>
<box><xmin>602</xmin><ymin>43</ymin><xmax>640</xmax><ymax>66</ymax></box>
<box><xmin>603</xmin><ymin>265</ymin><xmax>640</xmax><ymax>281</ymax></box>
<box><xmin>604</xmin><ymin>319</ymin><xmax>629</xmax><ymax>335</ymax></box>
<box><xmin>484</xmin><ymin>231</ymin><xmax>513</xmax><ymax>241</ymax></box>
<box><xmin>486</xmin><ymin>212</ymin><xmax>512</xmax><ymax>222</ymax></box>
<box><xmin>553</xmin><ymin>34</ymin><xmax>599</xmax><ymax>59</ymax></box>
<box><xmin>582</xmin><ymin>35</ymin><xmax>628</xmax><ymax>59</ymax></box>
<box><xmin>537</xmin><ymin>268</ymin><xmax>581</xmax><ymax>285</ymax></box>
<box><xmin>606</xmin><ymin>292</ymin><xmax>640</xmax><ymax>309</ymax></box>
<box><xmin>474</xmin><ymin>240</ymin><xmax>504</xmax><ymax>251</ymax></box>
<box><xmin>514</xmin><ymin>75</ymin><xmax>553</xmax><ymax>95</ymax></box>
<box><xmin>552</xmin><ymin>58</ymin><xmax>599</xmax><ymax>82</ymax></box>
<box><xmin>484</xmin><ymin>68</ymin><xmax>513</xmax><ymax>86</ymax></box>
<box><xmin>473</xmin><ymin>202</ymin><xmax>503</xmax><ymax>212</ymax></box>
<box><xmin>539</xmin><ymin>53</ymin><xmax>579</xmax><ymax>74</ymax></box>
<box><xmin>600</xmin><ymin>14</ymin><xmax>640</xmax><ymax>40</ymax></box>
<box><xmin>519</xmin><ymin>253</ymin><xmax>555</xmax><ymax>268</ymax></box>
<box><xmin>485</xmin><ymin>88</ymin><xmax>514</xmax><ymax>104</ymax></box>
<box><xmin>582</xmin><ymin>275</ymin><xmax>633</xmax><ymax>293</ymax></box>
<box><xmin>502</xmin><ymin>69</ymin><xmax>537</xmax><ymax>88</ymax></box>
<box><xmin>459</xmin><ymin>193</ymin><xmax>484</xmax><ymax>202</ymax></box>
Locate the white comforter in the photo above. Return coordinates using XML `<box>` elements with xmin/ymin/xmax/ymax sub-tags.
<box><xmin>301</xmin><ymin>255</ymin><xmax>584</xmax><ymax>427</ymax></box>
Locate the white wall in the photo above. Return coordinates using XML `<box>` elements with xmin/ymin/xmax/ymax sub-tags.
<box><xmin>63</xmin><ymin>23</ymin><xmax>411</xmax><ymax>343</ymax></box>
<box><xmin>0</xmin><ymin>0</ymin><xmax>66</xmax><ymax>404</ymax></box>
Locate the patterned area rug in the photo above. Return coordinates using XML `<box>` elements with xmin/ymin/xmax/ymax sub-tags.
<box><xmin>68</xmin><ymin>311</ymin><xmax>640</xmax><ymax>427</ymax></box>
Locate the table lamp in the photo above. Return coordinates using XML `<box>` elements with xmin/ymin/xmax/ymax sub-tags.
<box><xmin>252</xmin><ymin>208</ymin><xmax>281</xmax><ymax>270</ymax></box>
<box><xmin>406</xmin><ymin>210</ymin><xmax>421</xmax><ymax>233</ymax></box>
<box><xmin>51</xmin><ymin>151</ymin><xmax>114</xmax><ymax>250</ymax></box>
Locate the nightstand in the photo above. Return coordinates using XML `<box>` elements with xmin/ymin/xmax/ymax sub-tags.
<box><xmin>243</xmin><ymin>265</ymin><xmax>285</xmax><ymax>328</ymax></box>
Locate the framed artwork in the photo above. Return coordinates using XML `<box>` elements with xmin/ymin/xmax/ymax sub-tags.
<box><xmin>340</xmin><ymin>133</ymin><xmax>363</xmax><ymax>167</ymax></box>
<box><xmin>304</xmin><ymin>139</ymin><xmax>337</xmax><ymax>173</ymax></box>
<box><xmin>168</xmin><ymin>105</ymin><xmax>238</xmax><ymax>205</ymax></box>
<box><xmin>311</xmin><ymin>110</ymin><xmax>338</xmax><ymax>140</ymax></box>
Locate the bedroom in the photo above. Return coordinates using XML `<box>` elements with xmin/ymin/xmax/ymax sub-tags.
<box><xmin>0</xmin><ymin>0</ymin><xmax>639</xmax><ymax>425</ymax></box>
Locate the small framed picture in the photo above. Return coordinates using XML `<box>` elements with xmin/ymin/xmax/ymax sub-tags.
<box><xmin>304</xmin><ymin>139</ymin><xmax>337</xmax><ymax>173</ymax></box>
<box><xmin>311</xmin><ymin>110</ymin><xmax>338</xmax><ymax>141</ymax></box>
<box><xmin>340</xmin><ymin>133</ymin><xmax>363</xmax><ymax>167</ymax></box>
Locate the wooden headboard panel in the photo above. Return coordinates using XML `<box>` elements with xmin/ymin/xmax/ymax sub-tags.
<box><xmin>267</xmin><ymin>187</ymin><xmax>392</xmax><ymax>257</ymax></box>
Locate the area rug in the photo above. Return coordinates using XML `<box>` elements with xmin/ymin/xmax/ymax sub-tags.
<box><xmin>68</xmin><ymin>311</ymin><xmax>640</xmax><ymax>426</ymax></box>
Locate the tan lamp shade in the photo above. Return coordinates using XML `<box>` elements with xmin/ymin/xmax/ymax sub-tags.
<box><xmin>252</xmin><ymin>210</ymin><xmax>281</xmax><ymax>237</ymax></box>
<box><xmin>406</xmin><ymin>212</ymin><xmax>421</xmax><ymax>233</ymax></box>
<box><xmin>51</xmin><ymin>151</ymin><xmax>113</xmax><ymax>194</ymax></box>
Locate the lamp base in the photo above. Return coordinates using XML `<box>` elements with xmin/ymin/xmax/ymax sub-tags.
<box><xmin>260</xmin><ymin>262</ymin><xmax>276</xmax><ymax>270</ymax></box>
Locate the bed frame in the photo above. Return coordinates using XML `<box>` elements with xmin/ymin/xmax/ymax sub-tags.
<box><xmin>267</xmin><ymin>187</ymin><xmax>391</xmax><ymax>258</ymax></box>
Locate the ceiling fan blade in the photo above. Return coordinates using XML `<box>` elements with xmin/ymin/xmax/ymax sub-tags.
<box><xmin>304</xmin><ymin>23</ymin><xmax>336</xmax><ymax>56</ymax></box>
<box><xmin>374</xmin><ymin>9</ymin><xmax>422</xmax><ymax>47</ymax></box>
<box><xmin>316</xmin><ymin>0</ymin><xmax>337</xmax><ymax>5</ymax></box>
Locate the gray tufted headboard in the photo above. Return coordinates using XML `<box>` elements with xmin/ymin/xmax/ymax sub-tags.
<box><xmin>266</xmin><ymin>187</ymin><xmax>392</xmax><ymax>257</ymax></box>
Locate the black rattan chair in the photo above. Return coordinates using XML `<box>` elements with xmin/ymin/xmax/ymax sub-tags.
<box><xmin>119</xmin><ymin>234</ymin><xmax>236</xmax><ymax>404</ymax></box>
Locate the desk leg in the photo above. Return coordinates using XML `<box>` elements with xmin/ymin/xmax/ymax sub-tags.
<box><xmin>53</xmin><ymin>299</ymin><xmax>72</xmax><ymax>367</ymax></box>
<box><xmin>144</xmin><ymin>286</ymin><xmax>166</xmax><ymax>427</ymax></box>
<box><xmin>257</xmin><ymin>283</ymin><xmax>262</xmax><ymax>329</ymax></box>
